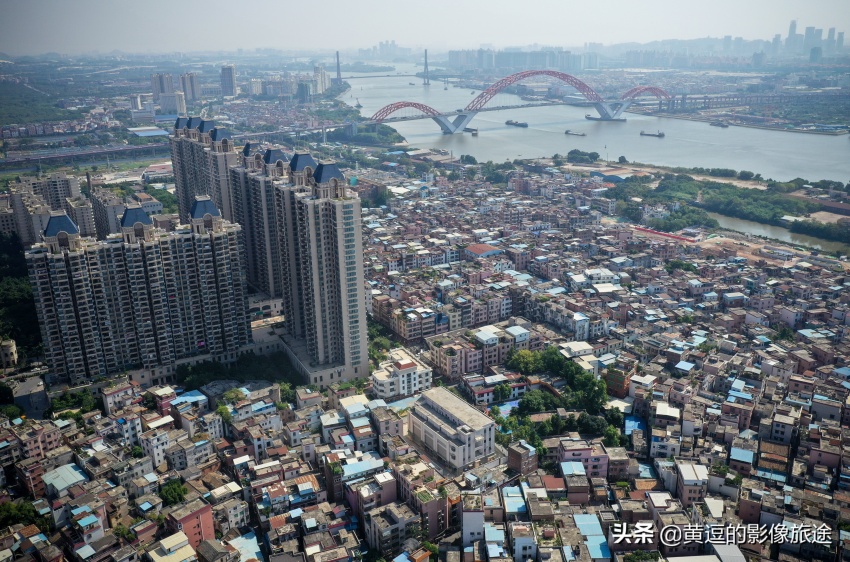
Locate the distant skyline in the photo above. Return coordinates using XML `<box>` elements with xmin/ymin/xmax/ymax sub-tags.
<box><xmin>0</xmin><ymin>0</ymin><xmax>847</xmax><ymax>56</ymax></box>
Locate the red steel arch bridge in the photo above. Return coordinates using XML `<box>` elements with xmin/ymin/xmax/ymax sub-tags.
<box><xmin>366</xmin><ymin>70</ymin><xmax>671</xmax><ymax>134</ymax></box>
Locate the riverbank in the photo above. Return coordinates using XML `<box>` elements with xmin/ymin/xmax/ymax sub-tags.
<box><xmin>627</xmin><ymin>108</ymin><xmax>849</xmax><ymax>135</ymax></box>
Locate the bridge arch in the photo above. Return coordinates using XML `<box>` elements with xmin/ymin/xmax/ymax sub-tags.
<box><xmin>466</xmin><ymin>70</ymin><xmax>604</xmax><ymax>111</ymax></box>
<box><xmin>371</xmin><ymin>101</ymin><xmax>442</xmax><ymax>122</ymax></box>
<box><xmin>620</xmin><ymin>86</ymin><xmax>671</xmax><ymax>100</ymax></box>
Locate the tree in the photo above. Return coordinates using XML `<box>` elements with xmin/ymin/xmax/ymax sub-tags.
<box><xmin>507</xmin><ymin>349</ymin><xmax>542</xmax><ymax>376</ymax></box>
<box><xmin>618</xmin><ymin>156</ymin><xmax>628</xmax><ymax>164</ymax></box>
<box><xmin>216</xmin><ymin>404</ymin><xmax>233</xmax><ymax>424</ymax></box>
<box><xmin>279</xmin><ymin>382</ymin><xmax>295</xmax><ymax>404</ymax></box>
<box><xmin>603</xmin><ymin>425</ymin><xmax>622</xmax><ymax>447</ymax></box>
<box><xmin>490</xmin><ymin>405</ymin><xmax>501</xmax><ymax>419</ymax></box>
<box><xmin>493</xmin><ymin>383</ymin><xmax>512</xmax><ymax>403</ymax></box>
<box><xmin>142</xmin><ymin>393</ymin><xmax>157</xmax><ymax>411</ymax></box>
<box><xmin>159</xmin><ymin>479</ymin><xmax>188</xmax><ymax>507</ymax></box>
<box><xmin>0</xmin><ymin>404</ymin><xmax>23</xmax><ymax>419</ymax></box>
<box><xmin>577</xmin><ymin>412</ymin><xmax>608</xmax><ymax>435</ymax></box>
<box><xmin>0</xmin><ymin>383</ymin><xmax>13</xmax><ymax>405</ymax></box>
<box><xmin>0</xmin><ymin>500</ymin><xmax>51</xmax><ymax>532</ymax></box>
<box><xmin>605</xmin><ymin>407</ymin><xmax>624</xmax><ymax>429</ymax></box>
<box><xmin>738</xmin><ymin>170</ymin><xmax>755</xmax><ymax>180</ymax></box>
<box><xmin>221</xmin><ymin>388</ymin><xmax>246</xmax><ymax>404</ymax></box>
<box><xmin>131</xmin><ymin>446</ymin><xmax>144</xmax><ymax>458</ymax></box>
<box><xmin>113</xmin><ymin>523</ymin><xmax>135</xmax><ymax>542</ymax></box>
<box><xmin>516</xmin><ymin>390</ymin><xmax>547</xmax><ymax>415</ymax></box>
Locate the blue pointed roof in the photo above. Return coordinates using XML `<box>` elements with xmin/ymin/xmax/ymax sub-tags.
<box><xmin>209</xmin><ymin>128</ymin><xmax>232</xmax><ymax>141</ymax></box>
<box><xmin>186</xmin><ymin>117</ymin><xmax>203</xmax><ymax>130</ymax></box>
<box><xmin>314</xmin><ymin>162</ymin><xmax>344</xmax><ymax>184</ymax></box>
<box><xmin>289</xmin><ymin>152</ymin><xmax>317</xmax><ymax>172</ymax></box>
<box><xmin>44</xmin><ymin>214</ymin><xmax>79</xmax><ymax>237</ymax></box>
<box><xmin>174</xmin><ymin>117</ymin><xmax>188</xmax><ymax>130</ymax></box>
<box><xmin>120</xmin><ymin>207</ymin><xmax>152</xmax><ymax>228</ymax></box>
<box><xmin>190</xmin><ymin>197</ymin><xmax>221</xmax><ymax>219</ymax></box>
<box><xmin>263</xmin><ymin>148</ymin><xmax>289</xmax><ymax>165</ymax></box>
<box><xmin>242</xmin><ymin>142</ymin><xmax>252</xmax><ymax>156</ymax></box>
<box><xmin>197</xmin><ymin>120</ymin><xmax>216</xmax><ymax>134</ymax></box>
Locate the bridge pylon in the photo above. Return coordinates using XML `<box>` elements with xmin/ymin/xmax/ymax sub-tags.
<box><xmin>587</xmin><ymin>101</ymin><xmax>631</xmax><ymax>121</ymax></box>
<box><xmin>431</xmin><ymin>112</ymin><xmax>478</xmax><ymax>134</ymax></box>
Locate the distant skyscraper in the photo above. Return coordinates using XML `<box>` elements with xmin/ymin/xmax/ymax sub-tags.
<box><xmin>803</xmin><ymin>27</ymin><xmax>816</xmax><ymax>52</ymax></box>
<box><xmin>275</xmin><ymin>154</ymin><xmax>368</xmax><ymax>386</ymax></box>
<box><xmin>160</xmin><ymin>91</ymin><xmax>187</xmax><ymax>116</ymax></box>
<box><xmin>180</xmin><ymin>72</ymin><xmax>200</xmax><ymax>101</ymax></box>
<box><xmin>786</xmin><ymin>20</ymin><xmax>799</xmax><ymax>52</ymax></box>
<box><xmin>826</xmin><ymin>28</ymin><xmax>836</xmax><ymax>51</ymax></box>
<box><xmin>313</xmin><ymin>65</ymin><xmax>329</xmax><ymax>94</ymax></box>
<box><xmin>220</xmin><ymin>65</ymin><xmax>237</xmax><ymax>97</ymax></box>
<box><xmin>838</xmin><ymin>32</ymin><xmax>845</xmax><ymax>50</ymax></box>
<box><xmin>151</xmin><ymin>73</ymin><xmax>174</xmax><ymax>102</ymax></box>
<box><xmin>170</xmin><ymin>118</ymin><xmax>239</xmax><ymax>222</ymax></box>
<box><xmin>26</xmin><ymin>199</ymin><xmax>250</xmax><ymax>385</ymax></box>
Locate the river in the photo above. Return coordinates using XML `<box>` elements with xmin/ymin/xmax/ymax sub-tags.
<box><xmin>341</xmin><ymin>65</ymin><xmax>850</xmax><ymax>183</ymax></box>
<box><xmin>706</xmin><ymin>212</ymin><xmax>850</xmax><ymax>254</ymax></box>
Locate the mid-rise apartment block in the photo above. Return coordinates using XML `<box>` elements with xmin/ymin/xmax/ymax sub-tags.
<box><xmin>408</xmin><ymin>387</ymin><xmax>496</xmax><ymax>470</ymax></box>
<box><xmin>370</xmin><ymin>347</ymin><xmax>432</xmax><ymax>401</ymax></box>
<box><xmin>91</xmin><ymin>188</ymin><xmax>127</xmax><ymax>239</ymax></box>
<box><xmin>675</xmin><ymin>458</ymin><xmax>708</xmax><ymax>508</ymax></box>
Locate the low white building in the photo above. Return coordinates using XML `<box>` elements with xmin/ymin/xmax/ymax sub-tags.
<box><xmin>370</xmin><ymin>347</ymin><xmax>432</xmax><ymax>401</ymax></box>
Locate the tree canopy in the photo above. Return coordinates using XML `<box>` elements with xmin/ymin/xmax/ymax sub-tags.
<box><xmin>159</xmin><ymin>479</ymin><xmax>188</xmax><ymax>506</ymax></box>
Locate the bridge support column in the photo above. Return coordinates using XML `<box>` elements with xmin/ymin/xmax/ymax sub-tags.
<box><xmin>431</xmin><ymin>111</ymin><xmax>478</xmax><ymax>134</ymax></box>
<box><xmin>590</xmin><ymin>102</ymin><xmax>630</xmax><ymax>120</ymax></box>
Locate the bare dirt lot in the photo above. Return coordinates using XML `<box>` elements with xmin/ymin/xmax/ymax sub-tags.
<box><xmin>809</xmin><ymin>211</ymin><xmax>848</xmax><ymax>224</ymax></box>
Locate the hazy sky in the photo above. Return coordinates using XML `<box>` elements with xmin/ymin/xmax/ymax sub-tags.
<box><xmin>1</xmin><ymin>0</ymin><xmax>847</xmax><ymax>56</ymax></box>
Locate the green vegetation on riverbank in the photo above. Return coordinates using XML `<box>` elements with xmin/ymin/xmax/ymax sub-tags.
<box><xmin>608</xmin><ymin>173</ymin><xmax>850</xmax><ymax>244</ymax></box>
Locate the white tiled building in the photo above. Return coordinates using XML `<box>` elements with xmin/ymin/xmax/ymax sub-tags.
<box><xmin>370</xmin><ymin>348</ymin><xmax>432</xmax><ymax>401</ymax></box>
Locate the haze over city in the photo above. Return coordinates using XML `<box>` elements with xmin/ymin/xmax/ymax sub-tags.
<box><xmin>1</xmin><ymin>0</ymin><xmax>847</xmax><ymax>55</ymax></box>
<box><xmin>3</xmin><ymin>0</ymin><xmax>850</xmax><ymax>561</ymax></box>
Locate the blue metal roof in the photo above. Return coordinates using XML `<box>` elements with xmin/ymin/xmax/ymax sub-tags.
<box><xmin>44</xmin><ymin>214</ymin><xmax>79</xmax><ymax>237</ymax></box>
<box><xmin>314</xmin><ymin>162</ymin><xmax>345</xmax><ymax>184</ymax></box>
<box><xmin>263</xmin><ymin>148</ymin><xmax>289</xmax><ymax>165</ymax></box>
<box><xmin>730</xmin><ymin>447</ymin><xmax>755</xmax><ymax>464</ymax></box>
<box><xmin>289</xmin><ymin>152</ymin><xmax>317</xmax><ymax>172</ymax></box>
<box><xmin>560</xmin><ymin>461</ymin><xmax>586</xmax><ymax>476</ymax></box>
<box><xmin>189</xmin><ymin>197</ymin><xmax>221</xmax><ymax>219</ymax></box>
<box><xmin>120</xmin><ymin>207</ymin><xmax>152</xmax><ymax>228</ymax></box>
<box><xmin>209</xmin><ymin>128</ymin><xmax>232</xmax><ymax>141</ymax></box>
